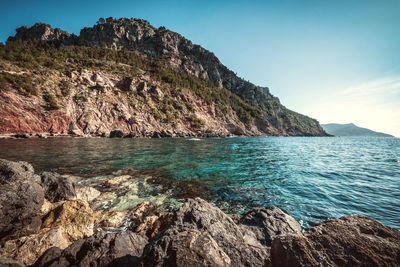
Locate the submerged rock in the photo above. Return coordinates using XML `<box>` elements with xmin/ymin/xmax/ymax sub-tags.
<box><xmin>271</xmin><ymin>216</ymin><xmax>400</xmax><ymax>267</ymax></box>
<box><xmin>0</xmin><ymin>159</ymin><xmax>44</xmax><ymax>243</ymax></box>
<box><xmin>33</xmin><ymin>229</ymin><xmax>147</xmax><ymax>267</ymax></box>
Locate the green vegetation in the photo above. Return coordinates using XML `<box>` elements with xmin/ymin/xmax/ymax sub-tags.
<box><xmin>42</xmin><ymin>90</ymin><xmax>59</xmax><ymax>109</ymax></box>
<box><xmin>59</xmin><ymin>80</ymin><xmax>70</xmax><ymax>97</ymax></box>
<box><xmin>0</xmin><ymin>40</ymin><xmax>265</xmax><ymax>125</ymax></box>
<box><xmin>188</xmin><ymin>114</ymin><xmax>205</xmax><ymax>128</ymax></box>
<box><xmin>0</xmin><ymin>72</ymin><xmax>38</xmax><ymax>96</ymax></box>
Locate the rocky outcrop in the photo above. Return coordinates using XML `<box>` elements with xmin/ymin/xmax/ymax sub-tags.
<box><xmin>238</xmin><ymin>207</ymin><xmax>302</xmax><ymax>246</ymax></box>
<box><xmin>271</xmin><ymin>216</ymin><xmax>400</xmax><ymax>266</ymax></box>
<box><xmin>33</xmin><ymin>229</ymin><xmax>147</xmax><ymax>267</ymax></box>
<box><xmin>1</xmin><ymin>159</ymin><xmax>399</xmax><ymax>266</ymax></box>
<box><xmin>142</xmin><ymin>198</ymin><xmax>271</xmax><ymax>266</ymax></box>
<box><xmin>40</xmin><ymin>172</ymin><xmax>76</xmax><ymax>202</ymax></box>
<box><xmin>142</xmin><ymin>229</ymin><xmax>231</xmax><ymax>267</ymax></box>
<box><xmin>0</xmin><ymin>160</ymin><xmax>44</xmax><ymax>243</ymax></box>
<box><xmin>7</xmin><ymin>23</ymin><xmax>76</xmax><ymax>45</ymax></box>
<box><xmin>4</xmin><ymin>18</ymin><xmax>328</xmax><ymax>137</ymax></box>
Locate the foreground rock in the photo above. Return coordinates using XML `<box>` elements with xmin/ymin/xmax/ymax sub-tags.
<box><xmin>238</xmin><ymin>207</ymin><xmax>302</xmax><ymax>246</ymax></box>
<box><xmin>40</xmin><ymin>172</ymin><xmax>76</xmax><ymax>202</ymax></box>
<box><xmin>33</xmin><ymin>229</ymin><xmax>147</xmax><ymax>267</ymax></box>
<box><xmin>1</xmin><ymin>159</ymin><xmax>400</xmax><ymax>266</ymax></box>
<box><xmin>142</xmin><ymin>198</ymin><xmax>270</xmax><ymax>267</ymax></box>
<box><xmin>271</xmin><ymin>216</ymin><xmax>400</xmax><ymax>266</ymax></box>
<box><xmin>0</xmin><ymin>160</ymin><xmax>44</xmax><ymax>243</ymax></box>
<box><xmin>0</xmin><ymin>227</ymin><xmax>69</xmax><ymax>266</ymax></box>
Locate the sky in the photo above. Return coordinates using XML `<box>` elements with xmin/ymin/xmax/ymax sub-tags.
<box><xmin>1</xmin><ymin>0</ymin><xmax>399</xmax><ymax>136</ymax></box>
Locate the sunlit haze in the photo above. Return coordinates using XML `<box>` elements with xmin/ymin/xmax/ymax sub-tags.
<box><xmin>1</xmin><ymin>0</ymin><xmax>399</xmax><ymax>136</ymax></box>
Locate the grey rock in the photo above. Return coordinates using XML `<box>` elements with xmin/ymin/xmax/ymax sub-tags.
<box><xmin>0</xmin><ymin>159</ymin><xmax>44</xmax><ymax>243</ymax></box>
<box><xmin>40</xmin><ymin>172</ymin><xmax>76</xmax><ymax>202</ymax></box>
<box><xmin>0</xmin><ymin>257</ymin><xmax>25</xmax><ymax>267</ymax></box>
<box><xmin>143</xmin><ymin>198</ymin><xmax>270</xmax><ymax>267</ymax></box>
<box><xmin>271</xmin><ymin>216</ymin><xmax>400</xmax><ymax>267</ymax></box>
<box><xmin>142</xmin><ymin>229</ymin><xmax>231</xmax><ymax>267</ymax></box>
<box><xmin>238</xmin><ymin>207</ymin><xmax>302</xmax><ymax>246</ymax></box>
<box><xmin>33</xmin><ymin>229</ymin><xmax>148</xmax><ymax>267</ymax></box>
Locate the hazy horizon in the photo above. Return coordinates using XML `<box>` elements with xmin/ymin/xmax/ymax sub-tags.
<box><xmin>1</xmin><ymin>0</ymin><xmax>399</xmax><ymax>136</ymax></box>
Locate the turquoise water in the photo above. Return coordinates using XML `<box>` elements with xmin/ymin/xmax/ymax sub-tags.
<box><xmin>0</xmin><ymin>137</ymin><xmax>399</xmax><ymax>229</ymax></box>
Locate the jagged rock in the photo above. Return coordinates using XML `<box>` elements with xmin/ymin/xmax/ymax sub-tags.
<box><xmin>0</xmin><ymin>227</ymin><xmax>70</xmax><ymax>266</ymax></box>
<box><xmin>143</xmin><ymin>198</ymin><xmax>270</xmax><ymax>267</ymax></box>
<box><xmin>7</xmin><ymin>23</ymin><xmax>76</xmax><ymax>44</ymax></box>
<box><xmin>0</xmin><ymin>159</ymin><xmax>44</xmax><ymax>243</ymax></box>
<box><xmin>41</xmin><ymin>200</ymin><xmax>94</xmax><ymax>242</ymax></box>
<box><xmin>145</xmin><ymin>213</ymin><xmax>174</xmax><ymax>239</ymax></box>
<box><xmin>142</xmin><ymin>229</ymin><xmax>231</xmax><ymax>267</ymax></box>
<box><xmin>109</xmin><ymin>130</ymin><xmax>124</xmax><ymax>138</ymax></box>
<box><xmin>68</xmin><ymin>121</ymin><xmax>83</xmax><ymax>136</ymax></box>
<box><xmin>0</xmin><ymin>257</ymin><xmax>25</xmax><ymax>267</ymax></box>
<box><xmin>75</xmin><ymin>185</ymin><xmax>101</xmax><ymax>203</ymax></box>
<box><xmin>40</xmin><ymin>172</ymin><xmax>76</xmax><ymax>202</ymax></box>
<box><xmin>238</xmin><ymin>207</ymin><xmax>302</xmax><ymax>246</ymax></box>
<box><xmin>116</xmin><ymin>77</ymin><xmax>136</xmax><ymax>92</ymax></box>
<box><xmin>271</xmin><ymin>216</ymin><xmax>400</xmax><ymax>267</ymax></box>
<box><xmin>33</xmin><ymin>229</ymin><xmax>148</xmax><ymax>267</ymax></box>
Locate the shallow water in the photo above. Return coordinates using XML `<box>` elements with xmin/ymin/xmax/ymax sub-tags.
<box><xmin>0</xmin><ymin>136</ymin><xmax>399</xmax><ymax>229</ymax></box>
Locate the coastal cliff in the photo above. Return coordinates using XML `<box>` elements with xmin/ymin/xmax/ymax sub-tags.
<box><xmin>0</xmin><ymin>18</ymin><xmax>328</xmax><ymax>137</ymax></box>
<box><xmin>0</xmin><ymin>159</ymin><xmax>399</xmax><ymax>266</ymax></box>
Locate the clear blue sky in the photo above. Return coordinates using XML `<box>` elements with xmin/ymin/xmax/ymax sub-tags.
<box><xmin>1</xmin><ymin>0</ymin><xmax>400</xmax><ymax>136</ymax></box>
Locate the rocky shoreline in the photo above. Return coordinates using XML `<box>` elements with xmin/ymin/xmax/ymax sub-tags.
<box><xmin>0</xmin><ymin>159</ymin><xmax>399</xmax><ymax>266</ymax></box>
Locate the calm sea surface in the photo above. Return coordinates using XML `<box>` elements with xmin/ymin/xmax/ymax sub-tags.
<box><xmin>0</xmin><ymin>137</ymin><xmax>399</xmax><ymax>229</ymax></box>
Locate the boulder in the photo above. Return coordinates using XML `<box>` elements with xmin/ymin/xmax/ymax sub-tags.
<box><xmin>142</xmin><ymin>229</ymin><xmax>231</xmax><ymax>267</ymax></box>
<box><xmin>41</xmin><ymin>200</ymin><xmax>94</xmax><ymax>242</ymax></box>
<box><xmin>33</xmin><ymin>229</ymin><xmax>148</xmax><ymax>267</ymax></box>
<box><xmin>109</xmin><ymin>130</ymin><xmax>124</xmax><ymax>138</ymax></box>
<box><xmin>238</xmin><ymin>207</ymin><xmax>302</xmax><ymax>246</ymax></box>
<box><xmin>0</xmin><ymin>226</ymin><xmax>70</xmax><ymax>266</ymax></box>
<box><xmin>271</xmin><ymin>216</ymin><xmax>400</xmax><ymax>267</ymax></box>
<box><xmin>116</xmin><ymin>77</ymin><xmax>137</xmax><ymax>92</ymax></box>
<box><xmin>40</xmin><ymin>172</ymin><xmax>76</xmax><ymax>202</ymax></box>
<box><xmin>0</xmin><ymin>159</ymin><xmax>44</xmax><ymax>243</ymax></box>
<box><xmin>143</xmin><ymin>198</ymin><xmax>270</xmax><ymax>267</ymax></box>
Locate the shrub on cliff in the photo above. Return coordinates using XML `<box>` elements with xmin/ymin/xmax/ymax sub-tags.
<box><xmin>42</xmin><ymin>91</ymin><xmax>59</xmax><ymax>110</ymax></box>
<box><xmin>0</xmin><ymin>72</ymin><xmax>38</xmax><ymax>96</ymax></box>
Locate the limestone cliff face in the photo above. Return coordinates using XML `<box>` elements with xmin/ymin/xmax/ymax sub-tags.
<box><xmin>3</xmin><ymin>18</ymin><xmax>328</xmax><ymax>137</ymax></box>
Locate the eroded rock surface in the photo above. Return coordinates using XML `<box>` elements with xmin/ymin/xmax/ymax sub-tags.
<box><xmin>142</xmin><ymin>198</ymin><xmax>270</xmax><ymax>267</ymax></box>
<box><xmin>271</xmin><ymin>216</ymin><xmax>400</xmax><ymax>267</ymax></box>
<box><xmin>40</xmin><ymin>172</ymin><xmax>76</xmax><ymax>202</ymax></box>
<box><xmin>33</xmin><ymin>229</ymin><xmax>147</xmax><ymax>267</ymax></box>
<box><xmin>238</xmin><ymin>207</ymin><xmax>302</xmax><ymax>246</ymax></box>
<box><xmin>0</xmin><ymin>160</ymin><xmax>44</xmax><ymax>243</ymax></box>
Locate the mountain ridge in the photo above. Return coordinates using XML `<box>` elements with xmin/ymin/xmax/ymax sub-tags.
<box><xmin>0</xmin><ymin>18</ymin><xmax>328</xmax><ymax>137</ymax></box>
<box><xmin>321</xmin><ymin>123</ymin><xmax>393</xmax><ymax>137</ymax></box>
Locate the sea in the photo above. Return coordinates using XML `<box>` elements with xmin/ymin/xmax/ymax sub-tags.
<box><xmin>0</xmin><ymin>136</ymin><xmax>399</xmax><ymax>229</ymax></box>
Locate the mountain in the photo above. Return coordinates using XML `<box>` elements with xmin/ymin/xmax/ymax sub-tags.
<box><xmin>321</xmin><ymin>123</ymin><xmax>393</xmax><ymax>137</ymax></box>
<box><xmin>0</xmin><ymin>18</ymin><xmax>328</xmax><ymax>137</ymax></box>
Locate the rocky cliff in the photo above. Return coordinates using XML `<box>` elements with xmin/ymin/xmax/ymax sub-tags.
<box><xmin>1</xmin><ymin>18</ymin><xmax>328</xmax><ymax>137</ymax></box>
